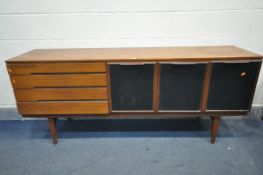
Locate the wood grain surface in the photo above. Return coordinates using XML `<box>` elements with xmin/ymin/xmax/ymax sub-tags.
<box><xmin>7</xmin><ymin>62</ymin><xmax>106</xmax><ymax>75</ymax></box>
<box><xmin>11</xmin><ymin>74</ymin><xmax>107</xmax><ymax>88</ymax></box>
<box><xmin>14</xmin><ymin>88</ymin><xmax>108</xmax><ymax>101</ymax></box>
<box><xmin>6</xmin><ymin>46</ymin><xmax>262</xmax><ymax>63</ymax></box>
<box><xmin>17</xmin><ymin>101</ymin><xmax>109</xmax><ymax>114</ymax></box>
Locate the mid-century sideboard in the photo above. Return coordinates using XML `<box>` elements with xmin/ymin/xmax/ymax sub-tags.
<box><xmin>5</xmin><ymin>46</ymin><xmax>262</xmax><ymax>144</ymax></box>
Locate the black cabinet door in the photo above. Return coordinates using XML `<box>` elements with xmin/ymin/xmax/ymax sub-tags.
<box><xmin>159</xmin><ymin>63</ymin><xmax>206</xmax><ymax>110</ymax></box>
<box><xmin>110</xmin><ymin>64</ymin><xmax>154</xmax><ymax>110</ymax></box>
<box><xmin>207</xmin><ymin>62</ymin><xmax>261</xmax><ymax>110</ymax></box>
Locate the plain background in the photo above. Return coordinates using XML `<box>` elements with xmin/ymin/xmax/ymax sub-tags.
<box><xmin>0</xmin><ymin>0</ymin><xmax>263</xmax><ymax>109</ymax></box>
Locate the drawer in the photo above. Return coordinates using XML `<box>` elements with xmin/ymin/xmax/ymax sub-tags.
<box><xmin>14</xmin><ymin>88</ymin><xmax>108</xmax><ymax>101</ymax></box>
<box><xmin>17</xmin><ymin>101</ymin><xmax>109</xmax><ymax>115</ymax></box>
<box><xmin>7</xmin><ymin>62</ymin><xmax>106</xmax><ymax>75</ymax></box>
<box><xmin>11</xmin><ymin>74</ymin><xmax>107</xmax><ymax>88</ymax></box>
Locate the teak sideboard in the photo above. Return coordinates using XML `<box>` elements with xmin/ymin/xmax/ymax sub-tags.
<box><xmin>5</xmin><ymin>46</ymin><xmax>262</xmax><ymax>144</ymax></box>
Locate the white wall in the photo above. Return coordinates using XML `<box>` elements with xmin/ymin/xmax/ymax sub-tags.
<box><xmin>0</xmin><ymin>0</ymin><xmax>263</xmax><ymax>108</ymax></box>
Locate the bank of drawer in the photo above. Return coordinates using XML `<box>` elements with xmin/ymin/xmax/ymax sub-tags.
<box><xmin>11</xmin><ymin>74</ymin><xmax>107</xmax><ymax>88</ymax></box>
<box><xmin>7</xmin><ymin>62</ymin><xmax>106</xmax><ymax>75</ymax></box>
<box><xmin>14</xmin><ymin>88</ymin><xmax>108</xmax><ymax>101</ymax></box>
<box><xmin>17</xmin><ymin>101</ymin><xmax>109</xmax><ymax>115</ymax></box>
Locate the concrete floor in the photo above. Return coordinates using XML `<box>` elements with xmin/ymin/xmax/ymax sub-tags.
<box><xmin>0</xmin><ymin>116</ymin><xmax>263</xmax><ymax>175</ymax></box>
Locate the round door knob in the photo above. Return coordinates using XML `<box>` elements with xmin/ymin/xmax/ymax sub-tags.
<box><xmin>240</xmin><ymin>72</ymin><xmax>246</xmax><ymax>77</ymax></box>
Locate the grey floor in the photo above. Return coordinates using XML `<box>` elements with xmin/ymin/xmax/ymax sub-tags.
<box><xmin>0</xmin><ymin>112</ymin><xmax>263</xmax><ymax>175</ymax></box>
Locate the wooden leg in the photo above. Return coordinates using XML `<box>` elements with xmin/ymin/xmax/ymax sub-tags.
<box><xmin>210</xmin><ymin>116</ymin><xmax>221</xmax><ymax>144</ymax></box>
<box><xmin>48</xmin><ymin>118</ymin><xmax>58</xmax><ymax>144</ymax></box>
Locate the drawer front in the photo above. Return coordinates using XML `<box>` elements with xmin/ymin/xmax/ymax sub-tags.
<box><xmin>11</xmin><ymin>74</ymin><xmax>107</xmax><ymax>88</ymax></box>
<box><xmin>17</xmin><ymin>101</ymin><xmax>109</xmax><ymax>115</ymax></box>
<box><xmin>14</xmin><ymin>88</ymin><xmax>108</xmax><ymax>101</ymax></box>
<box><xmin>7</xmin><ymin>62</ymin><xmax>106</xmax><ymax>75</ymax></box>
<box><xmin>207</xmin><ymin>62</ymin><xmax>261</xmax><ymax>110</ymax></box>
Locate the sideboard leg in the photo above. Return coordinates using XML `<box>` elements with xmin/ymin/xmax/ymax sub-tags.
<box><xmin>48</xmin><ymin>118</ymin><xmax>58</xmax><ymax>144</ymax></box>
<box><xmin>210</xmin><ymin>116</ymin><xmax>221</xmax><ymax>144</ymax></box>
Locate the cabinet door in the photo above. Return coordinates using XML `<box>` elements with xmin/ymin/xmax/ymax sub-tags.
<box><xmin>159</xmin><ymin>63</ymin><xmax>206</xmax><ymax>110</ymax></box>
<box><xmin>110</xmin><ymin>64</ymin><xmax>154</xmax><ymax>111</ymax></box>
<box><xmin>207</xmin><ymin>62</ymin><xmax>261</xmax><ymax>110</ymax></box>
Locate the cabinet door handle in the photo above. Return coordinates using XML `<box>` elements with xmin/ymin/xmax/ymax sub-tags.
<box><xmin>240</xmin><ymin>72</ymin><xmax>247</xmax><ymax>77</ymax></box>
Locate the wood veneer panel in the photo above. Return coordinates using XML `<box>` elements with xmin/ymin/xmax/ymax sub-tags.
<box><xmin>201</xmin><ymin>62</ymin><xmax>212</xmax><ymax>112</ymax></box>
<box><xmin>17</xmin><ymin>101</ymin><xmax>109</xmax><ymax>115</ymax></box>
<box><xmin>22</xmin><ymin>111</ymin><xmax>248</xmax><ymax>118</ymax></box>
<box><xmin>7</xmin><ymin>62</ymin><xmax>106</xmax><ymax>75</ymax></box>
<box><xmin>14</xmin><ymin>88</ymin><xmax>108</xmax><ymax>101</ymax></box>
<box><xmin>6</xmin><ymin>46</ymin><xmax>262</xmax><ymax>63</ymax></box>
<box><xmin>11</xmin><ymin>74</ymin><xmax>107</xmax><ymax>88</ymax></box>
<box><xmin>153</xmin><ymin>63</ymin><xmax>160</xmax><ymax>112</ymax></box>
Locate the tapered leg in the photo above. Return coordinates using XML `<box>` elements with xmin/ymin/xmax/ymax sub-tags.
<box><xmin>210</xmin><ymin>116</ymin><xmax>221</xmax><ymax>144</ymax></box>
<box><xmin>48</xmin><ymin>118</ymin><xmax>58</xmax><ymax>144</ymax></box>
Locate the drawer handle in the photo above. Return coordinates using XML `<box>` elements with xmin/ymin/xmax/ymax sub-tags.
<box><xmin>12</xmin><ymin>79</ymin><xmax>16</xmax><ymax>84</ymax></box>
<box><xmin>7</xmin><ymin>68</ymin><xmax>12</xmax><ymax>73</ymax></box>
<box><xmin>240</xmin><ymin>72</ymin><xmax>247</xmax><ymax>77</ymax></box>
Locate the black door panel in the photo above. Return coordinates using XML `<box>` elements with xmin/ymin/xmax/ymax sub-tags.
<box><xmin>207</xmin><ymin>62</ymin><xmax>261</xmax><ymax>110</ymax></box>
<box><xmin>159</xmin><ymin>63</ymin><xmax>206</xmax><ymax>110</ymax></box>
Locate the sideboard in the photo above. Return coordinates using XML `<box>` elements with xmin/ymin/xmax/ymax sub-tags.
<box><xmin>5</xmin><ymin>46</ymin><xmax>262</xmax><ymax>144</ymax></box>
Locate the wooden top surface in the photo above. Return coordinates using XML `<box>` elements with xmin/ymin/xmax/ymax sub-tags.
<box><xmin>6</xmin><ymin>46</ymin><xmax>262</xmax><ymax>63</ymax></box>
